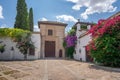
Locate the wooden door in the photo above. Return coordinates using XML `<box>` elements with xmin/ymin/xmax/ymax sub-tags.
<box><xmin>59</xmin><ymin>49</ymin><xmax>62</xmax><ymax>58</ymax></box>
<box><xmin>85</xmin><ymin>46</ymin><xmax>93</xmax><ymax>62</ymax></box>
<box><xmin>45</xmin><ymin>41</ymin><xmax>55</xmax><ymax>57</ymax></box>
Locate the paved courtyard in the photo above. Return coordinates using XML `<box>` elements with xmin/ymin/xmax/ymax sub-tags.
<box><xmin>0</xmin><ymin>59</ymin><xmax>120</xmax><ymax>80</ymax></box>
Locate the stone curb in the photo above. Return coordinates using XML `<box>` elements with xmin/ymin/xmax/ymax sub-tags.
<box><xmin>91</xmin><ymin>64</ymin><xmax>120</xmax><ymax>72</ymax></box>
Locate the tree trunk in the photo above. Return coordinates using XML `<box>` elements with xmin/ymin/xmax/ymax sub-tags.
<box><xmin>24</xmin><ymin>54</ymin><xmax>27</xmax><ymax>60</ymax></box>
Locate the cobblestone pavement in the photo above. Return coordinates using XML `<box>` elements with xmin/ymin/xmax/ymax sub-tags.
<box><xmin>0</xmin><ymin>59</ymin><xmax>120</xmax><ymax>80</ymax></box>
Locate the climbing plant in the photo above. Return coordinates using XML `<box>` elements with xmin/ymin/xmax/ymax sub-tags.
<box><xmin>0</xmin><ymin>44</ymin><xmax>5</xmax><ymax>53</ymax></box>
<box><xmin>63</xmin><ymin>27</ymin><xmax>77</xmax><ymax>58</ymax></box>
<box><xmin>0</xmin><ymin>28</ymin><xmax>34</xmax><ymax>59</ymax></box>
<box><xmin>87</xmin><ymin>16</ymin><xmax>120</xmax><ymax>67</ymax></box>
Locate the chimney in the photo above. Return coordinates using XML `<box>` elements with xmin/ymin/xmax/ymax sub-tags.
<box><xmin>78</xmin><ymin>19</ymin><xmax>80</xmax><ymax>22</ymax></box>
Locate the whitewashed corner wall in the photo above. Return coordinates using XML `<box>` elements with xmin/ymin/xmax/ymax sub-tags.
<box><xmin>74</xmin><ymin>23</ymin><xmax>92</xmax><ymax>61</ymax></box>
<box><xmin>29</xmin><ymin>33</ymin><xmax>41</xmax><ymax>60</ymax></box>
<box><xmin>0</xmin><ymin>33</ymin><xmax>41</xmax><ymax>60</ymax></box>
<box><xmin>74</xmin><ymin>34</ymin><xmax>92</xmax><ymax>61</ymax></box>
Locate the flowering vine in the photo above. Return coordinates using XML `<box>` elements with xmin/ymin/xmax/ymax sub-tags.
<box><xmin>87</xmin><ymin>15</ymin><xmax>120</xmax><ymax>67</ymax></box>
<box><xmin>65</xmin><ymin>35</ymin><xmax>77</xmax><ymax>47</ymax></box>
<box><xmin>88</xmin><ymin>16</ymin><xmax>120</xmax><ymax>37</ymax></box>
<box><xmin>63</xmin><ymin>27</ymin><xmax>77</xmax><ymax>58</ymax></box>
<box><xmin>0</xmin><ymin>28</ymin><xmax>34</xmax><ymax>59</ymax></box>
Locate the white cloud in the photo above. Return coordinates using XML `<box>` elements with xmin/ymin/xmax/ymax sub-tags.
<box><xmin>41</xmin><ymin>17</ymin><xmax>48</xmax><ymax>21</ymax></box>
<box><xmin>56</xmin><ymin>15</ymin><xmax>77</xmax><ymax>22</ymax></box>
<box><xmin>0</xmin><ymin>5</ymin><xmax>4</xmax><ymax>19</ymax></box>
<box><xmin>67</xmin><ymin>0</ymin><xmax>117</xmax><ymax>19</ymax></box>
<box><xmin>0</xmin><ymin>24</ymin><xmax>9</xmax><ymax>28</ymax></box>
<box><xmin>67</xmin><ymin>0</ymin><xmax>78</xmax><ymax>3</ymax></box>
<box><xmin>34</xmin><ymin>25</ymin><xmax>40</xmax><ymax>32</ymax></box>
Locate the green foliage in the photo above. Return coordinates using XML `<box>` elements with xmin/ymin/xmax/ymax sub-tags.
<box><xmin>0</xmin><ymin>28</ymin><xmax>34</xmax><ymax>59</ymax></box>
<box><xmin>81</xmin><ymin>24</ymin><xmax>87</xmax><ymax>29</ymax></box>
<box><xmin>91</xmin><ymin>33</ymin><xmax>120</xmax><ymax>67</ymax></box>
<box><xmin>68</xmin><ymin>28</ymin><xmax>76</xmax><ymax>36</ymax></box>
<box><xmin>66</xmin><ymin>46</ymin><xmax>75</xmax><ymax>58</ymax></box>
<box><xmin>0</xmin><ymin>28</ymin><xmax>30</xmax><ymax>39</ymax></box>
<box><xmin>14</xmin><ymin>0</ymin><xmax>29</xmax><ymax>30</ymax></box>
<box><xmin>89</xmin><ymin>17</ymin><xmax>120</xmax><ymax>67</ymax></box>
<box><xmin>63</xmin><ymin>39</ymin><xmax>67</xmax><ymax>48</ymax></box>
<box><xmin>72</xmin><ymin>26</ymin><xmax>77</xmax><ymax>31</ymax></box>
<box><xmin>64</xmin><ymin>27</ymin><xmax>76</xmax><ymax>58</ymax></box>
<box><xmin>29</xmin><ymin>8</ymin><xmax>34</xmax><ymax>32</ymax></box>
<box><xmin>0</xmin><ymin>44</ymin><xmax>5</xmax><ymax>53</ymax></box>
<box><xmin>68</xmin><ymin>28</ymin><xmax>76</xmax><ymax>35</ymax></box>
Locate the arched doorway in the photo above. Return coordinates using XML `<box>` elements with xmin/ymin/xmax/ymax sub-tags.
<box><xmin>59</xmin><ymin>49</ymin><xmax>62</xmax><ymax>58</ymax></box>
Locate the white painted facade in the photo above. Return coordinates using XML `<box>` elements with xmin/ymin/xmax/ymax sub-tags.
<box><xmin>28</xmin><ymin>33</ymin><xmax>41</xmax><ymax>60</ymax></box>
<box><xmin>73</xmin><ymin>22</ymin><xmax>92</xmax><ymax>61</ymax></box>
<box><xmin>0</xmin><ymin>32</ymin><xmax>41</xmax><ymax>60</ymax></box>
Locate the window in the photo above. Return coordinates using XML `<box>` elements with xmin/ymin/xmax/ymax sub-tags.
<box><xmin>81</xmin><ymin>24</ymin><xmax>87</xmax><ymax>29</ymax></box>
<box><xmin>79</xmin><ymin>41</ymin><xmax>80</xmax><ymax>44</ymax></box>
<box><xmin>80</xmin><ymin>58</ymin><xmax>82</xmax><ymax>61</ymax></box>
<box><xmin>79</xmin><ymin>49</ymin><xmax>81</xmax><ymax>53</ymax></box>
<box><xmin>48</xmin><ymin>29</ymin><xmax>53</xmax><ymax>36</ymax></box>
<box><xmin>29</xmin><ymin>48</ymin><xmax>35</xmax><ymax>55</ymax></box>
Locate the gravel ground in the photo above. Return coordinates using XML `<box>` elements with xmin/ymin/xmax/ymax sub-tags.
<box><xmin>0</xmin><ymin>59</ymin><xmax>120</xmax><ymax>80</ymax></box>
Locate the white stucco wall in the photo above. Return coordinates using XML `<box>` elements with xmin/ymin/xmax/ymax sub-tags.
<box><xmin>74</xmin><ymin>23</ymin><xmax>92</xmax><ymax>61</ymax></box>
<box><xmin>0</xmin><ymin>33</ymin><xmax>41</xmax><ymax>60</ymax></box>
<box><xmin>74</xmin><ymin>34</ymin><xmax>92</xmax><ymax>61</ymax></box>
<box><xmin>76</xmin><ymin>23</ymin><xmax>86</xmax><ymax>38</ymax></box>
<box><xmin>0</xmin><ymin>38</ymin><xmax>24</xmax><ymax>60</ymax></box>
<box><xmin>28</xmin><ymin>33</ymin><xmax>41</xmax><ymax>60</ymax></box>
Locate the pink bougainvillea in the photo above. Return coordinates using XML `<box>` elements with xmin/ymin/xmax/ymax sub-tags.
<box><xmin>87</xmin><ymin>15</ymin><xmax>120</xmax><ymax>51</ymax></box>
<box><xmin>88</xmin><ymin>15</ymin><xmax>120</xmax><ymax>37</ymax></box>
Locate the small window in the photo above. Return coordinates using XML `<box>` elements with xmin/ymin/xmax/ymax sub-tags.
<box><xmin>80</xmin><ymin>58</ymin><xmax>82</xmax><ymax>61</ymax></box>
<box><xmin>79</xmin><ymin>49</ymin><xmax>81</xmax><ymax>53</ymax></box>
<box><xmin>29</xmin><ymin>48</ymin><xmax>35</xmax><ymax>55</ymax></box>
<box><xmin>48</xmin><ymin>29</ymin><xmax>53</xmax><ymax>36</ymax></box>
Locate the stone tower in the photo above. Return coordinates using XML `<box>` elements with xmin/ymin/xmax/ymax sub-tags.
<box><xmin>38</xmin><ymin>21</ymin><xmax>67</xmax><ymax>58</ymax></box>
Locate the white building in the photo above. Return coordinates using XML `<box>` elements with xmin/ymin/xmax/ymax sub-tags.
<box><xmin>0</xmin><ymin>21</ymin><xmax>67</xmax><ymax>60</ymax></box>
<box><xmin>0</xmin><ymin>32</ymin><xmax>41</xmax><ymax>60</ymax></box>
<box><xmin>73</xmin><ymin>21</ymin><xmax>93</xmax><ymax>62</ymax></box>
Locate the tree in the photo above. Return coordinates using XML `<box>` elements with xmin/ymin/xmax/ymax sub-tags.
<box><xmin>14</xmin><ymin>0</ymin><xmax>29</xmax><ymax>30</ymax></box>
<box><xmin>29</xmin><ymin>8</ymin><xmax>34</xmax><ymax>31</ymax></box>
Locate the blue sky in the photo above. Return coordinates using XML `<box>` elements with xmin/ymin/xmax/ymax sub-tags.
<box><xmin>0</xmin><ymin>0</ymin><xmax>120</xmax><ymax>31</ymax></box>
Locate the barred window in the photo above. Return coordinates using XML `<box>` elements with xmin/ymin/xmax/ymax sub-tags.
<box><xmin>29</xmin><ymin>48</ymin><xmax>35</xmax><ymax>55</ymax></box>
<box><xmin>48</xmin><ymin>29</ymin><xmax>53</xmax><ymax>36</ymax></box>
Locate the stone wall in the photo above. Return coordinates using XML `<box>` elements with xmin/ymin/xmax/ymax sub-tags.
<box><xmin>39</xmin><ymin>21</ymin><xmax>67</xmax><ymax>58</ymax></box>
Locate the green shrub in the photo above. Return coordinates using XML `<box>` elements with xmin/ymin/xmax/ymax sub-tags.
<box><xmin>0</xmin><ymin>45</ymin><xmax>5</xmax><ymax>53</ymax></box>
<box><xmin>87</xmin><ymin>16</ymin><xmax>120</xmax><ymax>67</ymax></box>
<box><xmin>0</xmin><ymin>28</ymin><xmax>34</xmax><ymax>59</ymax></box>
